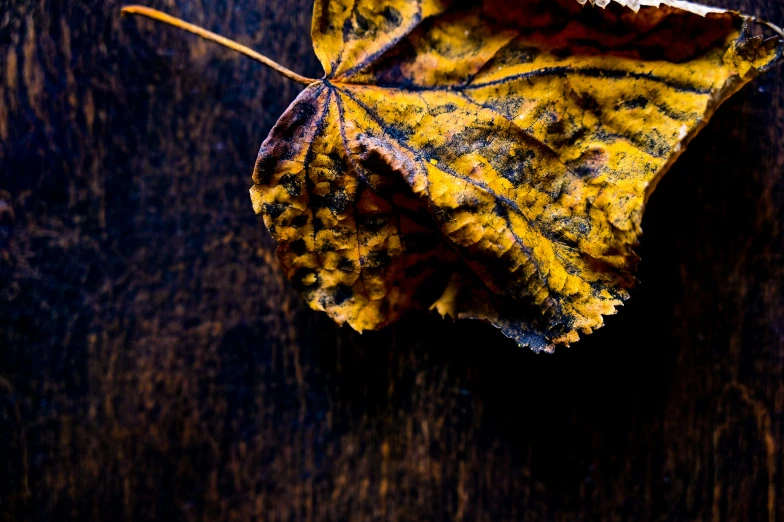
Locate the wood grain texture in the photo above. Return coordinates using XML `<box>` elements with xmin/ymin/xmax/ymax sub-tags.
<box><xmin>0</xmin><ymin>0</ymin><xmax>782</xmax><ymax>520</ymax></box>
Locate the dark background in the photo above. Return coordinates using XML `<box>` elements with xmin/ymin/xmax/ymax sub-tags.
<box><xmin>1</xmin><ymin>0</ymin><xmax>783</xmax><ymax>520</ymax></box>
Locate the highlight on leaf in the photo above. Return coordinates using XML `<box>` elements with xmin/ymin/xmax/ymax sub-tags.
<box><xmin>122</xmin><ymin>0</ymin><xmax>784</xmax><ymax>352</ymax></box>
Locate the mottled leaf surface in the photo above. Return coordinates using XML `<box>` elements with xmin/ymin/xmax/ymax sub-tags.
<box><xmin>250</xmin><ymin>0</ymin><xmax>782</xmax><ymax>351</ymax></box>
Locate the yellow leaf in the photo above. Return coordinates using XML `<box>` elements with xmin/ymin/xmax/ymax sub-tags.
<box><xmin>124</xmin><ymin>0</ymin><xmax>783</xmax><ymax>352</ymax></box>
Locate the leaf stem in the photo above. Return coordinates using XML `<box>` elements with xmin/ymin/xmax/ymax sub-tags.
<box><xmin>121</xmin><ymin>5</ymin><xmax>318</xmax><ymax>86</ymax></box>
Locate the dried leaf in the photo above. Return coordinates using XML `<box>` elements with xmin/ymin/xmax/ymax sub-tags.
<box><xmin>246</xmin><ymin>0</ymin><xmax>783</xmax><ymax>352</ymax></box>
<box><xmin>123</xmin><ymin>0</ymin><xmax>784</xmax><ymax>351</ymax></box>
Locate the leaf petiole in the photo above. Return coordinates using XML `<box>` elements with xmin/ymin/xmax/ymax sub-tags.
<box><xmin>121</xmin><ymin>5</ymin><xmax>318</xmax><ymax>86</ymax></box>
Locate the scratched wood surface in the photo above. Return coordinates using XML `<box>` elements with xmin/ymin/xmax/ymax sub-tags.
<box><xmin>1</xmin><ymin>0</ymin><xmax>782</xmax><ymax>520</ymax></box>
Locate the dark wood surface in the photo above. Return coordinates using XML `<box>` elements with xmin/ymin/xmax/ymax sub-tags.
<box><xmin>1</xmin><ymin>0</ymin><xmax>783</xmax><ymax>520</ymax></box>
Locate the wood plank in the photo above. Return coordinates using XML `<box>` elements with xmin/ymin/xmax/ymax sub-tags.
<box><xmin>1</xmin><ymin>0</ymin><xmax>782</xmax><ymax>520</ymax></box>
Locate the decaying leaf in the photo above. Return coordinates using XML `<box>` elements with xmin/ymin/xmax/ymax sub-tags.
<box><xmin>124</xmin><ymin>0</ymin><xmax>783</xmax><ymax>352</ymax></box>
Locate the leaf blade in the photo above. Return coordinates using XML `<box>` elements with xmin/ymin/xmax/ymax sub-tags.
<box><xmin>254</xmin><ymin>0</ymin><xmax>783</xmax><ymax>350</ymax></box>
